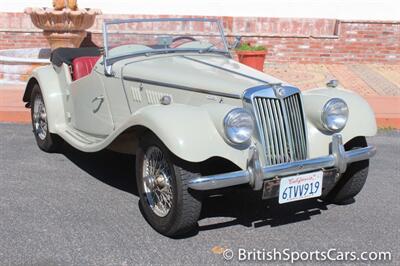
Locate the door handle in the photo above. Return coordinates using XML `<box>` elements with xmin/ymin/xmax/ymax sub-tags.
<box><xmin>92</xmin><ymin>95</ymin><xmax>105</xmax><ymax>113</ymax></box>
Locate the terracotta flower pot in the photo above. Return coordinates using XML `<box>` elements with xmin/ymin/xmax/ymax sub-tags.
<box><xmin>236</xmin><ymin>50</ymin><xmax>267</xmax><ymax>72</ymax></box>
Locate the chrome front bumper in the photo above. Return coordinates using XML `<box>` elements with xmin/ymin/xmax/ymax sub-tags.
<box><xmin>189</xmin><ymin>134</ymin><xmax>376</xmax><ymax>191</ymax></box>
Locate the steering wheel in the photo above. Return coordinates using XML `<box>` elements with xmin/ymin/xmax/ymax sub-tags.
<box><xmin>170</xmin><ymin>36</ymin><xmax>197</xmax><ymax>48</ymax></box>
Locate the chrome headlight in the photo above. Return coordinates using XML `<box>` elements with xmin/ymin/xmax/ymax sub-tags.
<box><xmin>321</xmin><ymin>98</ymin><xmax>349</xmax><ymax>132</ymax></box>
<box><xmin>224</xmin><ymin>108</ymin><xmax>254</xmax><ymax>144</ymax></box>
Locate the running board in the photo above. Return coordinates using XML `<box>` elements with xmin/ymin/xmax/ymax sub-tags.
<box><xmin>65</xmin><ymin>129</ymin><xmax>105</xmax><ymax>145</ymax></box>
<box><xmin>56</xmin><ymin>124</ymin><xmax>108</xmax><ymax>150</ymax></box>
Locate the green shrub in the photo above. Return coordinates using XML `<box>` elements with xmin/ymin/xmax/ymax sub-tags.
<box><xmin>236</xmin><ymin>43</ymin><xmax>266</xmax><ymax>51</ymax></box>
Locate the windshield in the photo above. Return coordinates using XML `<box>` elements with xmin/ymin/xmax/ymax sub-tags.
<box><xmin>103</xmin><ymin>18</ymin><xmax>230</xmax><ymax>63</ymax></box>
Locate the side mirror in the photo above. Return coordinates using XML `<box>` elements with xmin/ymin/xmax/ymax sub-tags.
<box><xmin>229</xmin><ymin>36</ymin><xmax>242</xmax><ymax>50</ymax></box>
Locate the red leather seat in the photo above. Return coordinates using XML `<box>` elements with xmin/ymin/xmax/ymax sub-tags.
<box><xmin>72</xmin><ymin>56</ymin><xmax>100</xmax><ymax>80</ymax></box>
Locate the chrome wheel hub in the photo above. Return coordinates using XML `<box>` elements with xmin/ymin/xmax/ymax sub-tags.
<box><xmin>142</xmin><ymin>146</ymin><xmax>173</xmax><ymax>217</ymax></box>
<box><xmin>33</xmin><ymin>95</ymin><xmax>48</xmax><ymax>141</ymax></box>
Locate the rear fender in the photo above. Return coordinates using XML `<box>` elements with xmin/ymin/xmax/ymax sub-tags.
<box><xmin>23</xmin><ymin>65</ymin><xmax>66</xmax><ymax>133</ymax></box>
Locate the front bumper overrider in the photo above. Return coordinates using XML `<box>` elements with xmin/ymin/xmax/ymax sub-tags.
<box><xmin>188</xmin><ymin>134</ymin><xmax>376</xmax><ymax>191</ymax></box>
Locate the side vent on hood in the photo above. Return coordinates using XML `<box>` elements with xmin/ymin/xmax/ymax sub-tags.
<box><xmin>130</xmin><ymin>86</ymin><xmax>142</xmax><ymax>103</ymax></box>
<box><xmin>146</xmin><ymin>90</ymin><xmax>172</xmax><ymax>105</ymax></box>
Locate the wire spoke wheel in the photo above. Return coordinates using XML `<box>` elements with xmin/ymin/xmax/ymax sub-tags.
<box><xmin>137</xmin><ymin>133</ymin><xmax>202</xmax><ymax>236</ymax></box>
<box><xmin>142</xmin><ymin>146</ymin><xmax>173</xmax><ymax>217</ymax></box>
<box><xmin>33</xmin><ymin>94</ymin><xmax>48</xmax><ymax>141</ymax></box>
<box><xmin>30</xmin><ymin>84</ymin><xmax>61</xmax><ymax>152</ymax></box>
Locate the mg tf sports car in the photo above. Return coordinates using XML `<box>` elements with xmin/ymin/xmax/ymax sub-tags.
<box><xmin>23</xmin><ymin>18</ymin><xmax>377</xmax><ymax>237</ymax></box>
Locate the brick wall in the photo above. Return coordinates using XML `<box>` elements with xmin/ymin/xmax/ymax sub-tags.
<box><xmin>1</xmin><ymin>12</ymin><xmax>399</xmax><ymax>63</ymax></box>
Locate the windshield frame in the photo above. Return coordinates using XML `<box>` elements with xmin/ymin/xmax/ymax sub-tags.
<box><xmin>102</xmin><ymin>18</ymin><xmax>231</xmax><ymax>76</ymax></box>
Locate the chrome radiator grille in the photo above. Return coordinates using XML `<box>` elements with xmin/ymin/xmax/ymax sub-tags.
<box><xmin>253</xmin><ymin>93</ymin><xmax>308</xmax><ymax>165</ymax></box>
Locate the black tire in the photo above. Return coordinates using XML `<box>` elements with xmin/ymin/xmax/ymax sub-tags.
<box><xmin>136</xmin><ymin>133</ymin><xmax>202</xmax><ymax>237</ymax></box>
<box><xmin>30</xmin><ymin>84</ymin><xmax>62</xmax><ymax>152</ymax></box>
<box><xmin>325</xmin><ymin>137</ymin><xmax>369</xmax><ymax>204</ymax></box>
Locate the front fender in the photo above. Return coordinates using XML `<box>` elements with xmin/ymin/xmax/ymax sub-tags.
<box><xmin>24</xmin><ymin>65</ymin><xmax>66</xmax><ymax>133</ymax></box>
<box><xmin>303</xmin><ymin>87</ymin><xmax>377</xmax><ymax>158</ymax></box>
<box><xmin>121</xmin><ymin>103</ymin><xmax>249</xmax><ymax>169</ymax></box>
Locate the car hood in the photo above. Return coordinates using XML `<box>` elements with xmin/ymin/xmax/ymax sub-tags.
<box><xmin>120</xmin><ymin>54</ymin><xmax>289</xmax><ymax>98</ymax></box>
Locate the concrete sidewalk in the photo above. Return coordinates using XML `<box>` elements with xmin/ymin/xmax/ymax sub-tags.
<box><xmin>266</xmin><ymin>63</ymin><xmax>400</xmax><ymax>128</ymax></box>
<box><xmin>1</xmin><ymin>63</ymin><xmax>399</xmax><ymax>128</ymax></box>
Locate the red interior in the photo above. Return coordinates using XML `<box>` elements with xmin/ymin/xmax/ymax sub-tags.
<box><xmin>72</xmin><ymin>56</ymin><xmax>100</xmax><ymax>81</ymax></box>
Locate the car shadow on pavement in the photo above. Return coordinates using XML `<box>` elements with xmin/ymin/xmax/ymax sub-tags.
<box><xmin>58</xmin><ymin>143</ymin><xmax>331</xmax><ymax>237</ymax></box>
<box><xmin>59</xmin><ymin>143</ymin><xmax>138</xmax><ymax>196</ymax></box>
<box><xmin>198</xmin><ymin>192</ymin><xmax>329</xmax><ymax>233</ymax></box>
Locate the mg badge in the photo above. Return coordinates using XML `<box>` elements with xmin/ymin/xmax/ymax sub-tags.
<box><xmin>274</xmin><ymin>85</ymin><xmax>285</xmax><ymax>98</ymax></box>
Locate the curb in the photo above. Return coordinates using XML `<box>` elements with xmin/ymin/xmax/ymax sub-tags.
<box><xmin>376</xmin><ymin>117</ymin><xmax>400</xmax><ymax>129</ymax></box>
<box><xmin>0</xmin><ymin>87</ymin><xmax>30</xmax><ymax>124</ymax></box>
<box><xmin>0</xmin><ymin>110</ymin><xmax>30</xmax><ymax>124</ymax></box>
<box><xmin>364</xmin><ymin>96</ymin><xmax>400</xmax><ymax>129</ymax></box>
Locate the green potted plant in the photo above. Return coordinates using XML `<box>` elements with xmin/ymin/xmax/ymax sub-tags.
<box><xmin>236</xmin><ymin>42</ymin><xmax>267</xmax><ymax>72</ymax></box>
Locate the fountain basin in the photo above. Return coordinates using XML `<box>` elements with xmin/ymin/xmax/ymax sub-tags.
<box><xmin>0</xmin><ymin>48</ymin><xmax>50</xmax><ymax>84</ymax></box>
<box><xmin>25</xmin><ymin>7</ymin><xmax>101</xmax><ymax>49</ymax></box>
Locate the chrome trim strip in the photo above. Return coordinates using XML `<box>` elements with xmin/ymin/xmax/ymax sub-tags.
<box><xmin>243</xmin><ymin>85</ymin><xmax>299</xmax><ymax>101</ymax></box>
<box><xmin>268</xmin><ymin>99</ymin><xmax>280</xmax><ymax>164</ymax></box>
<box><xmin>297</xmin><ymin>92</ymin><xmax>310</xmax><ymax>159</ymax></box>
<box><xmin>289</xmin><ymin>96</ymin><xmax>302</xmax><ymax>159</ymax></box>
<box><xmin>188</xmin><ymin>134</ymin><xmax>377</xmax><ymax>190</ymax></box>
<box><xmin>276</xmin><ymin>100</ymin><xmax>289</xmax><ymax>162</ymax></box>
<box><xmin>188</xmin><ymin>170</ymin><xmax>251</xmax><ymax>190</ymax></box>
<box><xmin>103</xmin><ymin>22</ymin><xmax>113</xmax><ymax>76</ymax></box>
<box><xmin>281</xmin><ymin>96</ymin><xmax>295</xmax><ymax>161</ymax></box>
<box><xmin>295</xmin><ymin>95</ymin><xmax>308</xmax><ymax>157</ymax></box>
<box><xmin>216</xmin><ymin>20</ymin><xmax>232</xmax><ymax>58</ymax></box>
<box><xmin>261</xmin><ymin>100</ymin><xmax>272</xmax><ymax>163</ymax></box>
<box><xmin>122</xmin><ymin>76</ymin><xmax>242</xmax><ymax>99</ymax></box>
<box><xmin>182</xmin><ymin>56</ymin><xmax>275</xmax><ymax>85</ymax></box>
<box><xmin>346</xmin><ymin>147</ymin><xmax>377</xmax><ymax>164</ymax></box>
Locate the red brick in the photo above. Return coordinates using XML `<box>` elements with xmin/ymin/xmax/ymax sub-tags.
<box><xmin>0</xmin><ymin>12</ymin><xmax>399</xmax><ymax>64</ymax></box>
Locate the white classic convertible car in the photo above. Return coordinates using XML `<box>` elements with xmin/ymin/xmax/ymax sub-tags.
<box><xmin>23</xmin><ymin>18</ymin><xmax>376</xmax><ymax>236</ymax></box>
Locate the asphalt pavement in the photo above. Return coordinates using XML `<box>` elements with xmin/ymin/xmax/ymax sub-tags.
<box><xmin>0</xmin><ymin>123</ymin><xmax>399</xmax><ymax>265</ymax></box>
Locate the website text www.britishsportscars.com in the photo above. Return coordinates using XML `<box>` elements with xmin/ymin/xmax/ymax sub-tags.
<box><xmin>221</xmin><ymin>247</ymin><xmax>392</xmax><ymax>263</ymax></box>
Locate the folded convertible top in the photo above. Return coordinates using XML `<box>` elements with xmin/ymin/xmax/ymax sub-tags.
<box><xmin>50</xmin><ymin>47</ymin><xmax>101</xmax><ymax>67</ymax></box>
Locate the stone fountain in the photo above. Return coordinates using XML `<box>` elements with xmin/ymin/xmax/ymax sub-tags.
<box><xmin>25</xmin><ymin>0</ymin><xmax>101</xmax><ymax>50</ymax></box>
